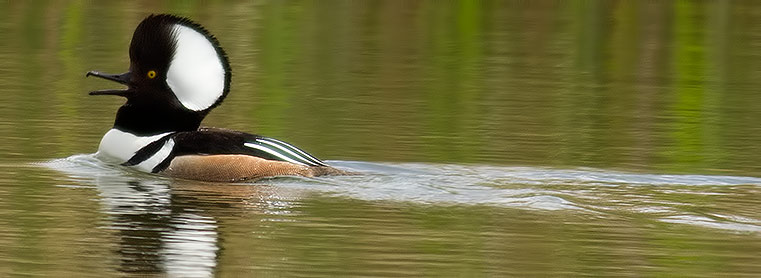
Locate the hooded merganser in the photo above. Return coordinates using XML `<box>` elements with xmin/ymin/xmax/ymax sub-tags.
<box><xmin>87</xmin><ymin>14</ymin><xmax>344</xmax><ymax>182</ymax></box>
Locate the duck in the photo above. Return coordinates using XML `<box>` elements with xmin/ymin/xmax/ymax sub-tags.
<box><xmin>86</xmin><ymin>14</ymin><xmax>345</xmax><ymax>182</ymax></box>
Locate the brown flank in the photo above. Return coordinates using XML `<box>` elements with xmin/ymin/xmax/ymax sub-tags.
<box><xmin>162</xmin><ymin>154</ymin><xmax>348</xmax><ymax>182</ymax></box>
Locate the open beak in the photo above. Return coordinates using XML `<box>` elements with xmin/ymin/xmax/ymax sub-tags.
<box><xmin>86</xmin><ymin>71</ymin><xmax>132</xmax><ymax>97</ymax></box>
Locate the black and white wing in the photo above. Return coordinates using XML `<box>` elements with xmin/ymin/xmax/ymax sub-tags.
<box><xmin>123</xmin><ymin>127</ymin><xmax>329</xmax><ymax>173</ymax></box>
<box><xmin>241</xmin><ymin>136</ymin><xmax>328</xmax><ymax>167</ymax></box>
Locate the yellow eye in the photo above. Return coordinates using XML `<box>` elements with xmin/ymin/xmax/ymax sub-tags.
<box><xmin>147</xmin><ymin>70</ymin><xmax>157</xmax><ymax>79</ymax></box>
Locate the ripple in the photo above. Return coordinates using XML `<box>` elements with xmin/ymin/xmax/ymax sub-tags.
<box><xmin>40</xmin><ymin>155</ymin><xmax>761</xmax><ymax>233</ymax></box>
<box><xmin>661</xmin><ymin>215</ymin><xmax>761</xmax><ymax>233</ymax></box>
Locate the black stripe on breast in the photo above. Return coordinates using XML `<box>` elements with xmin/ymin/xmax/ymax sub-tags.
<box><xmin>152</xmin><ymin>154</ymin><xmax>175</xmax><ymax>173</ymax></box>
<box><xmin>122</xmin><ymin>134</ymin><xmax>174</xmax><ymax>167</ymax></box>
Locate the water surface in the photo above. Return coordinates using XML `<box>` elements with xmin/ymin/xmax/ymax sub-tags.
<box><xmin>2</xmin><ymin>1</ymin><xmax>761</xmax><ymax>277</ymax></box>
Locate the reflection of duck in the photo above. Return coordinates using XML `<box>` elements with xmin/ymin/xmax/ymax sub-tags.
<box><xmin>63</xmin><ymin>157</ymin><xmax>303</xmax><ymax>276</ymax></box>
<box><xmin>75</xmin><ymin>169</ymin><xmax>219</xmax><ymax>276</ymax></box>
<box><xmin>86</xmin><ymin>14</ymin><xmax>345</xmax><ymax>182</ymax></box>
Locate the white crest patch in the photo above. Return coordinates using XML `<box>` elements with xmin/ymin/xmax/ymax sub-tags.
<box><xmin>166</xmin><ymin>24</ymin><xmax>226</xmax><ymax>111</ymax></box>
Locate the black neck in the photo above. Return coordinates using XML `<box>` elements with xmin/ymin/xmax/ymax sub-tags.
<box><xmin>113</xmin><ymin>101</ymin><xmax>206</xmax><ymax>135</ymax></box>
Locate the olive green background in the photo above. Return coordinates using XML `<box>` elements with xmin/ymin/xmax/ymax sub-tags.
<box><xmin>1</xmin><ymin>1</ymin><xmax>760</xmax><ymax>277</ymax></box>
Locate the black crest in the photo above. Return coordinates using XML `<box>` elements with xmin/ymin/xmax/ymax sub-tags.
<box><xmin>129</xmin><ymin>14</ymin><xmax>232</xmax><ymax>112</ymax></box>
<box><xmin>89</xmin><ymin>14</ymin><xmax>234</xmax><ymax>135</ymax></box>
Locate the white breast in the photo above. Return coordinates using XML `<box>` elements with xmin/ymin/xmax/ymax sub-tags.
<box><xmin>96</xmin><ymin>129</ymin><xmax>174</xmax><ymax>172</ymax></box>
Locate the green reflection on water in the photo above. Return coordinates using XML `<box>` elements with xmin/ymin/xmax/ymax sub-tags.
<box><xmin>2</xmin><ymin>1</ymin><xmax>761</xmax><ymax>277</ymax></box>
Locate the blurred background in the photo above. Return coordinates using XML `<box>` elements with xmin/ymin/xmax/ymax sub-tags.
<box><xmin>1</xmin><ymin>1</ymin><xmax>761</xmax><ymax>277</ymax></box>
<box><xmin>1</xmin><ymin>0</ymin><xmax>760</xmax><ymax>175</ymax></box>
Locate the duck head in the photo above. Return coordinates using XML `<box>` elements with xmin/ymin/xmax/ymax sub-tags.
<box><xmin>87</xmin><ymin>14</ymin><xmax>231</xmax><ymax>135</ymax></box>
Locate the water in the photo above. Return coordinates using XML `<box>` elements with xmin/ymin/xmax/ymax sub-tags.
<box><xmin>2</xmin><ymin>1</ymin><xmax>761</xmax><ymax>277</ymax></box>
